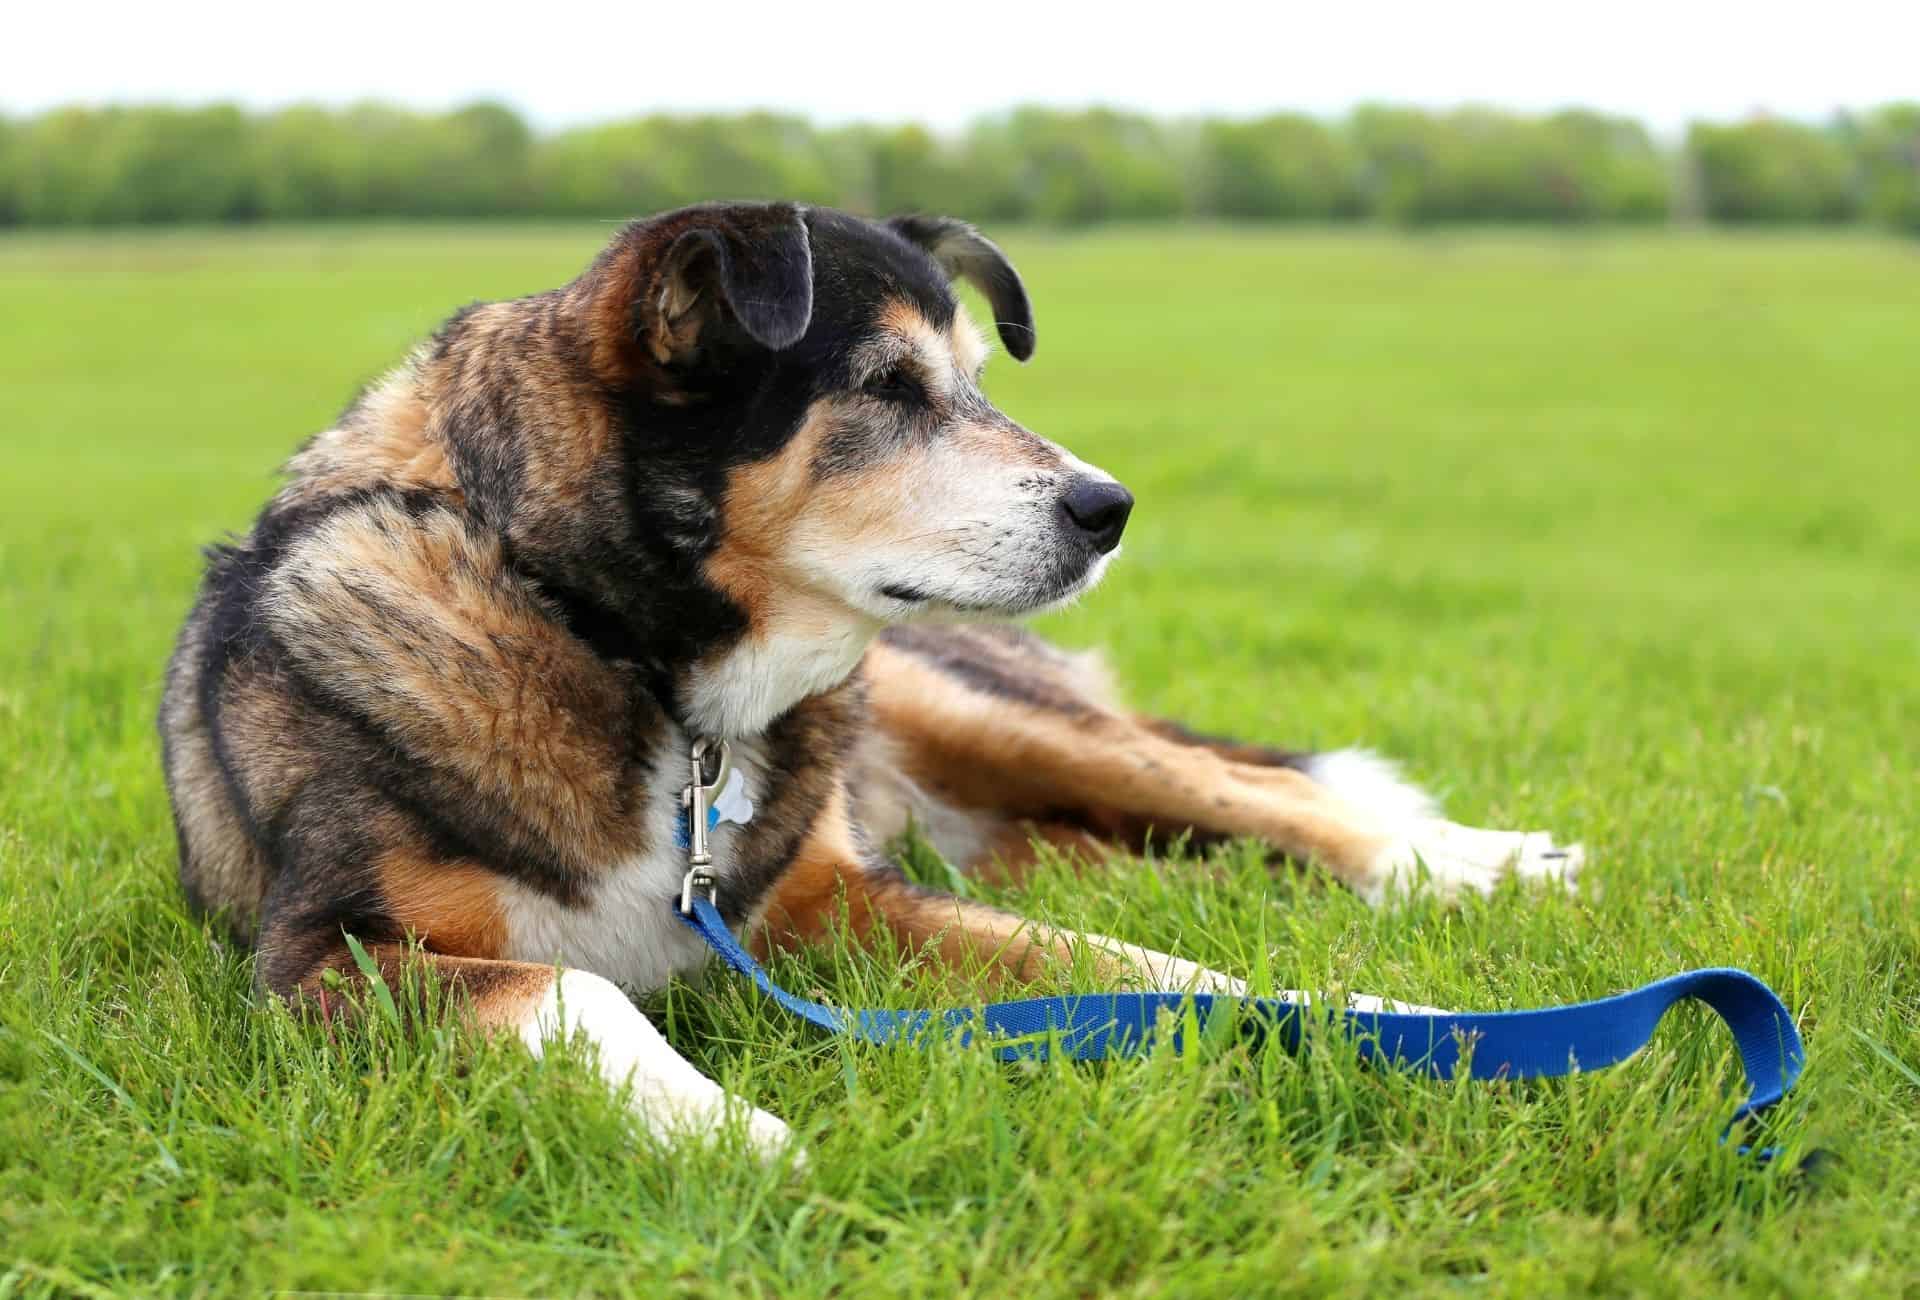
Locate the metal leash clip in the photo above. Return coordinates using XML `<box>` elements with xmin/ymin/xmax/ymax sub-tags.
<box><xmin>679</xmin><ymin>736</ymin><xmax>730</xmax><ymax>914</ymax></box>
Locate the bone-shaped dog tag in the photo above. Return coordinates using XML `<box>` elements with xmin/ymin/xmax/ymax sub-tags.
<box><xmin>712</xmin><ymin>769</ymin><xmax>754</xmax><ymax>827</ymax></box>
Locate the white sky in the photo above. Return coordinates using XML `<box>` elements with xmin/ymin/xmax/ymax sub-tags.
<box><xmin>6</xmin><ymin>0</ymin><xmax>1916</xmax><ymax>135</ymax></box>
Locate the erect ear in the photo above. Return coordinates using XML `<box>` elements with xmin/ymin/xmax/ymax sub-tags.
<box><xmin>887</xmin><ymin>215</ymin><xmax>1036</xmax><ymax>362</ymax></box>
<box><xmin>617</xmin><ymin>203</ymin><xmax>814</xmax><ymax>370</ymax></box>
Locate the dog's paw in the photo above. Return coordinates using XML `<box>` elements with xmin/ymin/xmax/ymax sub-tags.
<box><xmin>634</xmin><ymin>1091</ymin><xmax>805</xmax><ymax>1168</ymax></box>
<box><xmin>739</xmin><ymin>1107</ymin><xmax>807</xmax><ymax>1170</ymax></box>
<box><xmin>1360</xmin><ymin>820</ymin><xmax>1583</xmax><ymax>905</ymax></box>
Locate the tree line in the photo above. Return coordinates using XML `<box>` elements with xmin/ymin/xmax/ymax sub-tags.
<box><xmin>2</xmin><ymin>101</ymin><xmax>1916</xmax><ymax>232</ymax></box>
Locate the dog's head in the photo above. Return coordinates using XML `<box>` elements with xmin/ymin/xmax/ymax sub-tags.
<box><xmin>418</xmin><ymin>203</ymin><xmax>1130</xmax><ymax>732</ymax></box>
<box><xmin>585</xmin><ymin>203</ymin><xmax>1130</xmax><ymax>623</ymax></box>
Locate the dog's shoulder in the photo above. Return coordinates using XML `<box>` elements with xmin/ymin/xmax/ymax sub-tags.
<box><xmin>277</xmin><ymin>351</ymin><xmax>458</xmax><ymax>511</ymax></box>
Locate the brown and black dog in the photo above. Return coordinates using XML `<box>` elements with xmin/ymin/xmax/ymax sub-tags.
<box><xmin>160</xmin><ymin>203</ymin><xmax>1581</xmax><ymax>1156</ymax></box>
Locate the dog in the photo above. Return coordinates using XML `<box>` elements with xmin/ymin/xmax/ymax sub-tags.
<box><xmin>160</xmin><ymin>202</ymin><xmax>1582</xmax><ymax>1157</ymax></box>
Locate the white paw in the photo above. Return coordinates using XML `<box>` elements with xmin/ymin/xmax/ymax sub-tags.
<box><xmin>635</xmin><ymin>1089</ymin><xmax>805</xmax><ymax>1167</ymax></box>
<box><xmin>523</xmin><ymin>970</ymin><xmax>806</xmax><ymax>1169</ymax></box>
<box><xmin>1361</xmin><ymin>819</ymin><xmax>1584</xmax><ymax>905</ymax></box>
<box><xmin>740</xmin><ymin>1106</ymin><xmax>806</xmax><ymax>1168</ymax></box>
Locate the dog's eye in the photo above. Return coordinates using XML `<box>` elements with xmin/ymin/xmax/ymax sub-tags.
<box><xmin>864</xmin><ymin>365</ymin><xmax>920</xmax><ymax>403</ymax></box>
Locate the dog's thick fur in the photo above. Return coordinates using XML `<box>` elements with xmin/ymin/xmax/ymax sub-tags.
<box><xmin>160</xmin><ymin>203</ymin><xmax>1581</xmax><ymax>1156</ymax></box>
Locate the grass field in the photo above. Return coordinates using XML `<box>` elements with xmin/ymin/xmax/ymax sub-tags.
<box><xmin>1</xmin><ymin>224</ymin><xmax>1916</xmax><ymax>1297</ymax></box>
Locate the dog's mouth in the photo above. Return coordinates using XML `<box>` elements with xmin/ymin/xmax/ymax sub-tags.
<box><xmin>877</xmin><ymin>582</ymin><xmax>943</xmax><ymax>606</ymax></box>
<box><xmin>875</xmin><ymin>549</ymin><xmax>1116</xmax><ymax>619</ymax></box>
<box><xmin>876</xmin><ymin>582</ymin><xmax>1008</xmax><ymax>615</ymax></box>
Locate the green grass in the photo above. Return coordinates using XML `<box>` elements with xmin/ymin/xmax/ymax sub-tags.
<box><xmin>2</xmin><ymin>225</ymin><xmax>1917</xmax><ymax>1297</ymax></box>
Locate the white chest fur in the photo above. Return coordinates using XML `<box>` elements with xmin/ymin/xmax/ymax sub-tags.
<box><xmin>683</xmin><ymin>618</ymin><xmax>873</xmax><ymax>739</ymax></box>
<box><xmin>497</xmin><ymin>730</ymin><xmax>768</xmax><ymax>992</ymax></box>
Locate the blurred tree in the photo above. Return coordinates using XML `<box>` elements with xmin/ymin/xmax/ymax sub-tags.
<box><xmin>1193</xmin><ymin>114</ymin><xmax>1364</xmax><ymax>220</ymax></box>
<box><xmin>13</xmin><ymin>108</ymin><xmax>122</xmax><ymax>224</ymax></box>
<box><xmin>1539</xmin><ymin>110</ymin><xmax>1670</xmax><ymax>222</ymax></box>
<box><xmin>537</xmin><ymin>112</ymin><xmax>838</xmax><ymax>217</ymax></box>
<box><xmin>0</xmin><ymin>100</ymin><xmax>1912</xmax><ymax>233</ymax></box>
<box><xmin>256</xmin><ymin>105</ymin><xmax>369</xmax><ymax>218</ymax></box>
<box><xmin>0</xmin><ymin>116</ymin><xmax>17</xmax><ymax>226</ymax></box>
<box><xmin>1687</xmin><ymin>118</ymin><xmax>1859</xmax><ymax>223</ymax></box>
<box><xmin>115</xmin><ymin>104</ymin><xmax>262</xmax><ymax>222</ymax></box>
<box><xmin>1352</xmin><ymin>105</ymin><xmax>1669</xmax><ymax>225</ymax></box>
<box><xmin>436</xmin><ymin>102</ymin><xmax>536</xmax><ymax>215</ymax></box>
<box><xmin>826</xmin><ymin>122</ymin><xmax>998</xmax><ymax>221</ymax></box>
<box><xmin>12</xmin><ymin>105</ymin><xmax>257</xmax><ymax>224</ymax></box>
<box><xmin>968</xmin><ymin>108</ymin><xmax>1187</xmax><ymax>224</ymax></box>
<box><xmin>1858</xmin><ymin>103</ymin><xmax>1920</xmax><ymax>233</ymax></box>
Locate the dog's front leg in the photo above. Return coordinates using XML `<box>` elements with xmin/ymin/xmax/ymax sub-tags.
<box><xmin>521</xmin><ymin>968</ymin><xmax>798</xmax><ymax>1161</ymax></box>
<box><xmin>288</xmin><ymin>945</ymin><xmax>797</xmax><ymax>1161</ymax></box>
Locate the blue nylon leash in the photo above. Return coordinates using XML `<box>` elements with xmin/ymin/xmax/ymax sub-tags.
<box><xmin>674</xmin><ymin>896</ymin><xmax>1804</xmax><ymax>1153</ymax></box>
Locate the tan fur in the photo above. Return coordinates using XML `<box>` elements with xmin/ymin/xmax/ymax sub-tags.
<box><xmin>438</xmin><ymin>303</ymin><xmax>620</xmax><ymax>519</ymax></box>
<box><xmin>949</xmin><ymin>415</ymin><xmax>1062</xmax><ymax>469</ymax></box>
<box><xmin>585</xmin><ymin>243</ymin><xmax>653</xmax><ymax>382</ymax></box>
<box><xmin>705</xmin><ymin>406</ymin><xmax>840</xmax><ymax>628</ymax></box>
<box><xmin>651</xmin><ymin>271</ymin><xmax>709</xmax><ymax>363</ymax></box>
<box><xmin>279</xmin><ymin>359</ymin><xmax>457</xmax><ymax>507</ymax></box>
<box><xmin>974</xmin><ymin>819</ymin><xmax>1118</xmax><ymax>886</ymax></box>
<box><xmin>752</xmin><ymin>783</ymin><xmax>1084</xmax><ymax>986</ymax></box>
<box><xmin>950</xmin><ymin>303</ymin><xmax>990</xmax><ymax>378</ymax></box>
<box><xmin>378</xmin><ymin>852</ymin><xmax>509</xmax><ymax>958</ymax></box>
<box><xmin>872</xmin><ymin>300</ymin><xmax>958</xmax><ymax>398</ymax></box>
<box><xmin>295</xmin><ymin>942</ymin><xmax>556</xmax><ymax>1030</ymax></box>
<box><xmin>754</xmin><ymin>780</ymin><xmax>1238</xmax><ymax>995</ymax></box>
<box><xmin>260</xmin><ymin>497</ymin><xmax>650</xmax><ymax>870</ymax></box>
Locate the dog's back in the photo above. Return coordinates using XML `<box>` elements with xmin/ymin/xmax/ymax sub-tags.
<box><xmin>161</xmin><ymin>323</ymin><xmax>481</xmax><ymax>939</ymax></box>
<box><xmin>161</xmin><ymin>581</ymin><xmax>270</xmax><ymax>931</ymax></box>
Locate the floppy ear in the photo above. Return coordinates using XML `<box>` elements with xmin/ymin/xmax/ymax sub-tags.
<box><xmin>599</xmin><ymin>203</ymin><xmax>814</xmax><ymax>375</ymax></box>
<box><xmin>887</xmin><ymin>215</ymin><xmax>1036</xmax><ymax>362</ymax></box>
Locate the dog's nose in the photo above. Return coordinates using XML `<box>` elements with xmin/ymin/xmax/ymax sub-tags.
<box><xmin>1059</xmin><ymin>478</ymin><xmax>1134</xmax><ymax>554</ymax></box>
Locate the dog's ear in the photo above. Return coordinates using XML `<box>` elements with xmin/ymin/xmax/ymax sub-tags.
<box><xmin>888</xmin><ymin>215</ymin><xmax>1036</xmax><ymax>362</ymax></box>
<box><xmin>593</xmin><ymin>203</ymin><xmax>814</xmax><ymax>377</ymax></box>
